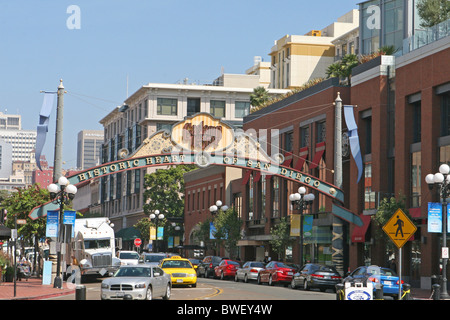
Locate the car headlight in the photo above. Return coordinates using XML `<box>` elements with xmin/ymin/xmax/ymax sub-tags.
<box><xmin>135</xmin><ymin>283</ymin><xmax>146</xmax><ymax>289</ymax></box>
<box><xmin>188</xmin><ymin>273</ymin><xmax>196</xmax><ymax>278</ymax></box>
<box><xmin>101</xmin><ymin>283</ymin><xmax>109</xmax><ymax>289</ymax></box>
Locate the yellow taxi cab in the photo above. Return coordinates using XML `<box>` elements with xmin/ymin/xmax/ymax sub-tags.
<box><xmin>160</xmin><ymin>256</ymin><xmax>197</xmax><ymax>287</ymax></box>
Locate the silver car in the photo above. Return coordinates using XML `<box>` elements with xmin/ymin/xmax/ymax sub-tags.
<box><xmin>101</xmin><ymin>265</ymin><xmax>171</xmax><ymax>300</ymax></box>
<box><xmin>234</xmin><ymin>261</ymin><xmax>266</xmax><ymax>283</ymax></box>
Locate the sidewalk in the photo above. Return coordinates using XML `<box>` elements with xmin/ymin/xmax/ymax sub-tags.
<box><xmin>0</xmin><ymin>276</ymin><xmax>75</xmax><ymax>300</ymax></box>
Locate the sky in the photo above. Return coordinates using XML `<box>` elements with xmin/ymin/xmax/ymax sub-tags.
<box><xmin>0</xmin><ymin>0</ymin><xmax>359</xmax><ymax>169</ymax></box>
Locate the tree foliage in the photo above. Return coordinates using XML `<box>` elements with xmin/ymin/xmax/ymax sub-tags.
<box><xmin>250</xmin><ymin>86</ymin><xmax>271</xmax><ymax>109</ymax></box>
<box><xmin>269</xmin><ymin>217</ymin><xmax>293</xmax><ymax>261</ymax></box>
<box><xmin>3</xmin><ymin>185</ymin><xmax>50</xmax><ymax>245</ymax></box>
<box><xmin>416</xmin><ymin>0</ymin><xmax>450</xmax><ymax>28</ymax></box>
<box><xmin>142</xmin><ymin>165</ymin><xmax>196</xmax><ymax>219</ymax></box>
<box><xmin>212</xmin><ymin>208</ymin><xmax>242</xmax><ymax>258</ymax></box>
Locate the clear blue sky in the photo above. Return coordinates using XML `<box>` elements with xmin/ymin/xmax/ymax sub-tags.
<box><xmin>0</xmin><ymin>0</ymin><xmax>359</xmax><ymax>169</ymax></box>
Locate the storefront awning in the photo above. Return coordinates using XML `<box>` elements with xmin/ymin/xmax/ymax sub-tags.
<box><xmin>0</xmin><ymin>225</ymin><xmax>11</xmax><ymax>240</ymax></box>
<box><xmin>116</xmin><ymin>226</ymin><xmax>141</xmax><ymax>241</ymax></box>
<box><xmin>351</xmin><ymin>215</ymin><xmax>371</xmax><ymax>243</ymax></box>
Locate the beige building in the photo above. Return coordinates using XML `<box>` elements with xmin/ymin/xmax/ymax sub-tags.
<box><xmin>269</xmin><ymin>9</ymin><xmax>359</xmax><ymax>89</ymax></box>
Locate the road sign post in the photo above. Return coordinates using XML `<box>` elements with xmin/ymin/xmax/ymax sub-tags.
<box><xmin>382</xmin><ymin>209</ymin><xmax>417</xmax><ymax>300</ymax></box>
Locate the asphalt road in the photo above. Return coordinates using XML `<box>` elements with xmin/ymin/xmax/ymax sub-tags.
<box><xmin>46</xmin><ymin>276</ymin><xmax>336</xmax><ymax>300</ymax></box>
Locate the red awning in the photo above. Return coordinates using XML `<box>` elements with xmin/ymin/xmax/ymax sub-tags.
<box><xmin>282</xmin><ymin>151</ymin><xmax>293</xmax><ymax>167</ymax></box>
<box><xmin>241</xmin><ymin>170</ymin><xmax>251</xmax><ymax>185</ymax></box>
<box><xmin>309</xmin><ymin>142</ymin><xmax>325</xmax><ymax>169</ymax></box>
<box><xmin>294</xmin><ymin>147</ymin><xmax>309</xmax><ymax>170</ymax></box>
<box><xmin>351</xmin><ymin>215</ymin><xmax>371</xmax><ymax>243</ymax></box>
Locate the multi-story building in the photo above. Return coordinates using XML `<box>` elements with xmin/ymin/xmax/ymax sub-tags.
<box><xmin>99</xmin><ymin>76</ymin><xmax>288</xmax><ymax>232</ymax></box>
<box><xmin>269</xmin><ymin>10</ymin><xmax>359</xmax><ymax>89</ymax></box>
<box><xmin>77</xmin><ymin>130</ymin><xmax>104</xmax><ymax>170</ymax></box>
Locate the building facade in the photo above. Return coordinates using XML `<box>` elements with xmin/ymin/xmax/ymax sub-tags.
<box><xmin>99</xmin><ymin>79</ymin><xmax>288</xmax><ymax>234</ymax></box>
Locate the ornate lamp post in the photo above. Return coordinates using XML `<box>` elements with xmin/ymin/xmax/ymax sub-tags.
<box><xmin>209</xmin><ymin>200</ymin><xmax>228</xmax><ymax>216</ymax></box>
<box><xmin>425</xmin><ymin>163</ymin><xmax>450</xmax><ymax>299</ymax></box>
<box><xmin>47</xmin><ymin>176</ymin><xmax>77</xmax><ymax>289</ymax></box>
<box><xmin>149</xmin><ymin>210</ymin><xmax>165</xmax><ymax>252</ymax></box>
<box><xmin>289</xmin><ymin>186</ymin><xmax>315</xmax><ymax>266</ymax></box>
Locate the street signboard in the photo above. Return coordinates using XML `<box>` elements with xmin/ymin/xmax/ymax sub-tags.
<box><xmin>134</xmin><ymin>238</ymin><xmax>142</xmax><ymax>247</ymax></box>
<box><xmin>16</xmin><ymin>219</ymin><xmax>27</xmax><ymax>225</ymax></box>
<box><xmin>382</xmin><ymin>209</ymin><xmax>417</xmax><ymax>249</ymax></box>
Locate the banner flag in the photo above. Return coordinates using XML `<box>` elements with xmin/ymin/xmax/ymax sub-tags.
<box><xmin>344</xmin><ymin>105</ymin><xmax>363</xmax><ymax>183</ymax></box>
<box><xmin>35</xmin><ymin>92</ymin><xmax>56</xmax><ymax>170</ymax></box>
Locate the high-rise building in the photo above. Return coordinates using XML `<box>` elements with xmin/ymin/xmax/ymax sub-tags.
<box><xmin>77</xmin><ymin>130</ymin><xmax>104</xmax><ymax>170</ymax></box>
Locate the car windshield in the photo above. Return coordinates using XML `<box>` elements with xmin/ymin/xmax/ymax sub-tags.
<box><xmin>162</xmin><ymin>260</ymin><xmax>193</xmax><ymax>268</ymax></box>
<box><xmin>114</xmin><ymin>267</ymin><xmax>151</xmax><ymax>277</ymax></box>
<box><xmin>119</xmin><ymin>252</ymin><xmax>139</xmax><ymax>259</ymax></box>
<box><xmin>250</xmin><ymin>262</ymin><xmax>265</xmax><ymax>268</ymax></box>
<box><xmin>275</xmin><ymin>262</ymin><xmax>291</xmax><ymax>268</ymax></box>
<box><xmin>84</xmin><ymin>239</ymin><xmax>110</xmax><ymax>249</ymax></box>
<box><xmin>312</xmin><ymin>265</ymin><xmax>338</xmax><ymax>273</ymax></box>
<box><xmin>227</xmin><ymin>261</ymin><xmax>240</xmax><ymax>266</ymax></box>
<box><xmin>367</xmin><ymin>267</ymin><xmax>397</xmax><ymax>277</ymax></box>
<box><xmin>144</xmin><ymin>255</ymin><xmax>166</xmax><ymax>262</ymax></box>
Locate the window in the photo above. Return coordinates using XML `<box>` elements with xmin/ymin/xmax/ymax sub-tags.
<box><xmin>300</xmin><ymin>126</ymin><xmax>310</xmax><ymax>148</ymax></box>
<box><xmin>284</xmin><ymin>131</ymin><xmax>293</xmax><ymax>152</ymax></box>
<box><xmin>317</xmin><ymin>121</ymin><xmax>326</xmax><ymax>143</ymax></box>
<box><xmin>272</xmin><ymin>176</ymin><xmax>280</xmax><ymax>218</ymax></box>
<box><xmin>157</xmin><ymin>98</ymin><xmax>178</xmax><ymax>116</ymax></box>
<box><xmin>235</xmin><ymin>101</ymin><xmax>250</xmax><ymax>118</ymax></box>
<box><xmin>364</xmin><ymin>163</ymin><xmax>376</xmax><ymax>209</ymax></box>
<box><xmin>210</xmin><ymin>100</ymin><xmax>225</xmax><ymax>118</ymax></box>
<box><xmin>442</xmin><ymin>93</ymin><xmax>450</xmax><ymax>137</ymax></box>
<box><xmin>411</xmin><ymin>151</ymin><xmax>421</xmax><ymax>207</ymax></box>
<box><xmin>412</xmin><ymin>101</ymin><xmax>421</xmax><ymax>143</ymax></box>
<box><xmin>187</xmin><ymin>98</ymin><xmax>200</xmax><ymax>116</ymax></box>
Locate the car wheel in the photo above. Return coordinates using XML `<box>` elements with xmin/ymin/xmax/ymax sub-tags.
<box><xmin>163</xmin><ymin>284</ymin><xmax>171</xmax><ymax>300</ymax></box>
<box><xmin>303</xmin><ymin>279</ymin><xmax>310</xmax><ymax>291</ymax></box>
<box><xmin>220</xmin><ymin>271</ymin><xmax>224</xmax><ymax>280</ymax></box>
<box><xmin>268</xmin><ymin>275</ymin><xmax>274</xmax><ymax>286</ymax></box>
<box><xmin>192</xmin><ymin>282</ymin><xmax>197</xmax><ymax>288</ymax></box>
<box><xmin>291</xmin><ymin>279</ymin><xmax>297</xmax><ymax>289</ymax></box>
<box><xmin>244</xmin><ymin>274</ymin><xmax>248</xmax><ymax>283</ymax></box>
<box><xmin>145</xmin><ymin>287</ymin><xmax>153</xmax><ymax>300</ymax></box>
<box><xmin>257</xmin><ymin>274</ymin><xmax>262</xmax><ymax>285</ymax></box>
<box><xmin>234</xmin><ymin>274</ymin><xmax>239</xmax><ymax>282</ymax></box>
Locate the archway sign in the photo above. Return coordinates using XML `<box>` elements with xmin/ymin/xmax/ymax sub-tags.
<box><xmin>29</xmin><ymin>113</ymin><xmax>362</xmax><ymax>227</ymax></box>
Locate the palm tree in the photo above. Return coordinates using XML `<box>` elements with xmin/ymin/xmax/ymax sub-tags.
<box><xmin>250</xmin><ymin>86</ymin><xmax>271</xmax><ymax>109</ymax></box>
<box><xmin>325</xmin><ymin>53</ymin><xmax>358</xmax><ymax>85</ymax></box>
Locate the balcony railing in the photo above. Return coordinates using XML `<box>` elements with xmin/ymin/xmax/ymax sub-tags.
<box><xmin>403</xmin><ymin>19</ymin><xmax>450</xmax><ymax>54</ymax></box>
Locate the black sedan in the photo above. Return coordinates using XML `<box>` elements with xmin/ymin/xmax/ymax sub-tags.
<box><xmin>291</xmin><ymin>263</ymin><xmax>342</xmax><ymax>292</ymax></box>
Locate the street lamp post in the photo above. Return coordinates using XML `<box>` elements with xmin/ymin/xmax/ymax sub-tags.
<box><xmin>47</xmin><ymin>176</ymin><xmax>77</xmax><ymax>289</ymax></box>
<box><xmin>149</xmin><ymin>210</ymin><xmax>165</xmax><ymax>252</ymax></box>
<box><xmin>426</xmin><ymin>163</ymin><xmax>450</xmax><ymax>299</ymax></box>
<box><xmin>289</xmin><ymin>186</ymin><xmax>315</xmax><ymax>266</ymax></box>
<box><xmin>209</xmin><ymin>200</ymin><xmax>228</xmax><ymax>216</ymax></box>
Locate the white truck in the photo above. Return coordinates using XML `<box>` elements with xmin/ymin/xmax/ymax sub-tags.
<box><xmin>68</xmin><ymin>218</ymin><xmax>121</xmax><ymax>280</ymax></box>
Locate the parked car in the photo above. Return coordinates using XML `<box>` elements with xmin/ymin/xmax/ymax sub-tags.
<box><xmin>343</xmin><ymin>265</ymin><xmax>403</xmax><ymax>299</ymax></box>
<box><xmin>214</xmin><ymin>259</ymin><xmax>242</xmax><ymax>280</ymax></box>
<box><xmin>101</xmin><ymin>265</ymin><xmax>171</xmax><ymax>300</ymax></box>
<box><xmin>141</xmin><ymin>253</ymin><xmax>169</xmax><ymax>265</ymax></box>
<box><xmin>257</xmin><ymin>261</ymin><xmax>295</xmax><ymax>286</ymax></box>
<box><xmin>235</xmin><ymin>261</ymin><xmax>266</xmax><ymax>283</ymax></box>
<box><xmin>291</xmin><ymin>263</ymin><xmax>342</xmax><ymax>292</ymax></box>
<box><xmin>117</xmin><ymin>251</ymin><xmax>140</xmax><ymax>265</ymax></box>
<box><xmin>188</xmin><ymin>258</ymin><xmax>201</xmax><ymax>270</ymax></box>
<box><xmin>160</xmin><ymin>256</ymin><xmax>197</xmax><ymax>287</ymax></box>
<box><xmin>197</xmin><ymin>256</ymin><xmax>224</xmax><ymax>278</ymax></box>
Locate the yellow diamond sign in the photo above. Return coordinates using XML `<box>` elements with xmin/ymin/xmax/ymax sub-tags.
<box><xmin>382</xmin><ymin>209</ymin><xmax>417</xmax><ymax>249</ymax></box>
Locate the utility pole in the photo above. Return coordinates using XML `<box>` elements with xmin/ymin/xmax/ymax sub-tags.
<box><xmin>333</xmin><ymin>92</ymin><xmax>345</xmax><ymax>275</ymax></box>
<box><xmin>53</xmin><ymin>79</ymin><xmax>65</xmax><ymax>289</ymax></box>
<box><xmin>53</xmin><ymin>79</ymin><xmax>65</xmax><ymax>182</ymax></box>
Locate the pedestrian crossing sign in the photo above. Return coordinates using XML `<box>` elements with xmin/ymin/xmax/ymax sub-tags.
<box><xmin>382</xmin><ymin>209</ymin><xmax>417</xmax><ymax>248</ymax></box>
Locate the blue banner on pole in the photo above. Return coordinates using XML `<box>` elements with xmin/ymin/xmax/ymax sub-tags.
<box><xmin>46</xmin><ymin>210</ymin><xmax>59</xmax><ymax>237</ymax></box>
<box><xmin>428</xmin><ymin>202</ymin><xmax>442</xmax><ymax>233</ymax></box>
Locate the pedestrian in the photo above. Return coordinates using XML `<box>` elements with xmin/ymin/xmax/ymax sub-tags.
<box><xmin>389</xmin><ymin>258</ymin><xmax>397</xmax><ymax>273</ymax></box>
